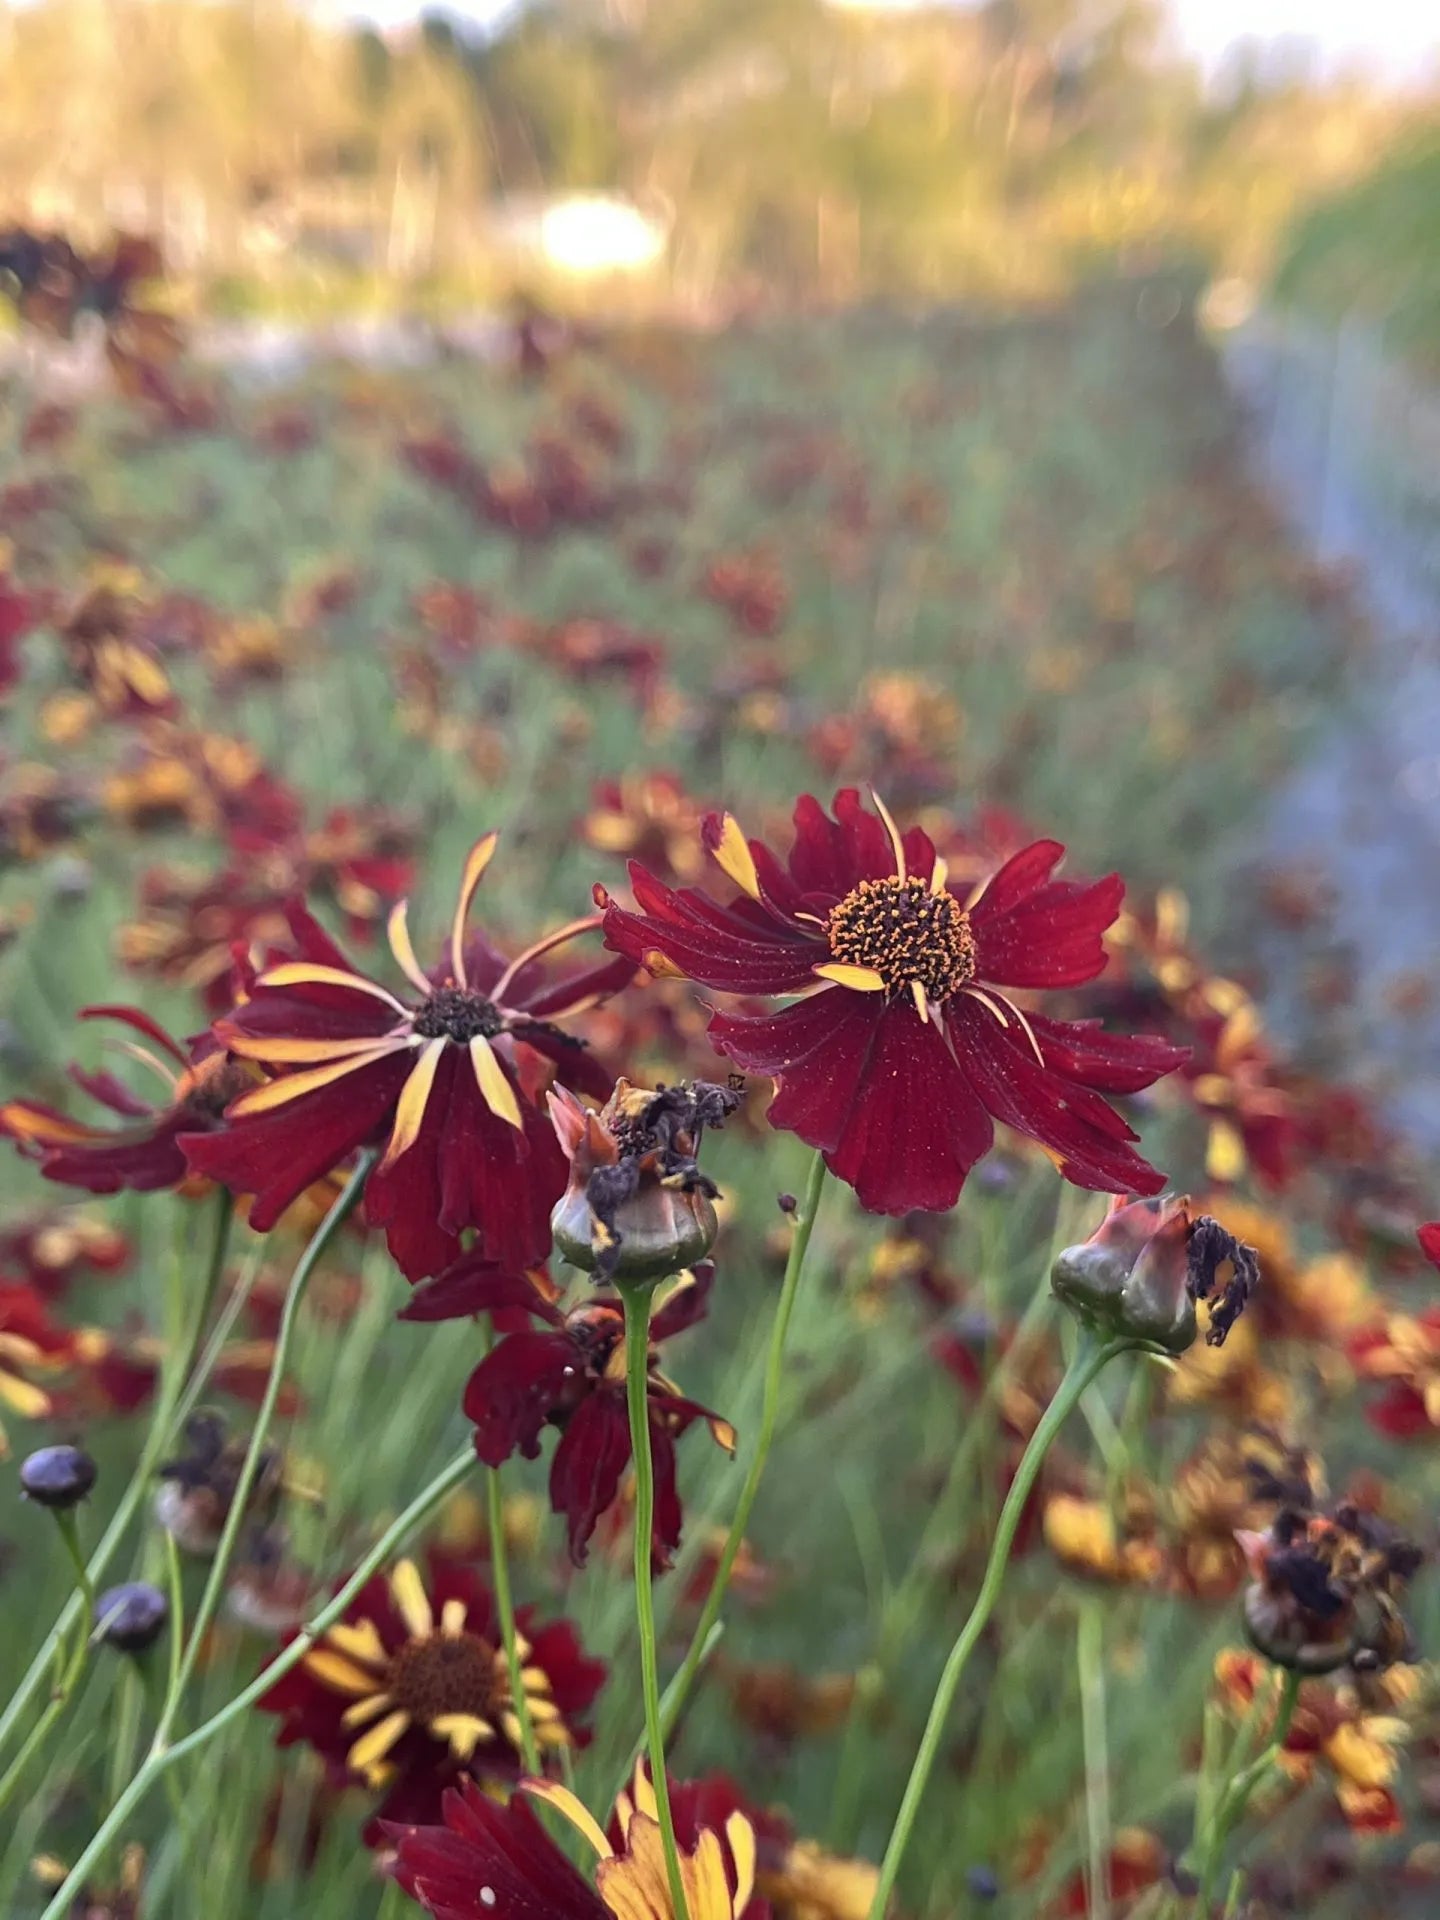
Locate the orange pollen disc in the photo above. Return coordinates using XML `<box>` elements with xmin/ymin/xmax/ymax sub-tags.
<box><xmin>825</xmin><ymin>875</ymin><xmax>976</xmax><ymax>1002</ymax></box>
<box><xmin>391</xmin><ymin>1632</ymin><xmax>501</xmax><ymax>1727</ymax></box>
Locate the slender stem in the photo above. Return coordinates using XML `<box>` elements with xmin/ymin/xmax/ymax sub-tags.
<box><xmin>620</xmin><ymin>1283</ymin><xmax>691</xmax><ymax>1920</ymax></box>
<box><xmin>487</xmin><ymin>1461</ymin><xmax>541</xmax><ymax>1775</ymax></box>
<box><xmin>1195</xmin><ymin>1669</ymin><xmax>1302</xmax><ymax>1910</ymax></box>
<box><xmin>0</xmin><ymin>1185</ymin><xmax>235</xmax><ymax>1764</ymax></box>
<box><xmin>866</xmin><ymin>1329</ymin><xmax>1128</xmax><ymax>1920</ymax></box>
<box><xmin>662</xmin><ymin>1150</ymin><xmax>827</xmax><ymax>1742</ymax></box>
<box><xmin>1077</xmin><ymin>1595</ymin><xmax>1111</xmax><ymax>1920</ymax></box>
<box><xmin>152</xmin><ymin>1150</ymin><xmax>374</xmax><ymax>1752</ymax></box>
<box><xmin>38</xmin><ymin>1443</ymin><xmax>477</xmax><ymax>1919</ymax></box>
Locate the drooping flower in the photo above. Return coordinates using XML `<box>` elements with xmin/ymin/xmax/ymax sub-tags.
<box><xmin>0</xmin><ymin>1005</ymin><xmax>257</xmax><ymax>1196</ymax></box>
<box><xmin>260</xmin><ymin>1550</ymin><xmax>605</xmax><ymax>1841</ymax></box>
<box><xmin>389</xmin><ymin>1764</ymin><xmax>766</xmax><ymax>1920</ymax></box>
<box><xmin>413</xmin><ymin>1258</ymin><xmax>734</xmax><ymax>1568</ymax></box>
<box><xmin>1050</xmin><ymin>1195</ymin><xmax>1259</xmax><ymax>1354</ymax></box>
<box><xmin>1237</xmin><ymin>1501</ymin><xmax>1421</xmax><ymax>1675</ymax></box>
<box><xmin>599</xmin><ymin>789</ymin><xmax>1185</xmax><ymax>1215</ymax></box>
<box><xmin>184</xmin><ymin>837</ymin><xmax>635</xmax><ymax>1279</ymax></box>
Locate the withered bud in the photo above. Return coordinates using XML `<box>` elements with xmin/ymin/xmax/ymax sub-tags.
<box><xmin>1238</xmin><ymin>1503</ymin><xmax>1422</xmax><ymax>1675</ymax></box>
<box><xmin>548</xmin><ymin>1077</ymin><xmax>738</xmax><ymax>1284</ymax></box>
<box><xmin>1052</xmin><ymin>1196</ymin><xmax>1261</xmax><ymax>1353</ymax></box>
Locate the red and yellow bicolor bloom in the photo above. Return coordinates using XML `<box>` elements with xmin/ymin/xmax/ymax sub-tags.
<box><xmin>601</xmin><ymin>788</ymin><xmax>1186</xmax><ymax>1216</ymax></box>
<box><xmin>185</xmin><ymin>835</ymin><xmax>635</xmax><ymax>1279</ymax></box>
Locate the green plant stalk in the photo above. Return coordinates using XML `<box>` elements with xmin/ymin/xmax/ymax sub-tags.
<box><xmin>866</xmin><ymin>1328</ymin><xmax>1130</xmax><ymax>1920</ymax></box>
<box><xmin>38</xmin><ymin>1442</ymin><xmax>478</xmax><ymax>1919</ymax></box>
<box><xmin>152</xmin><ymin>1151</ymin><xmax>375</xmax><ymax>1752</ymax></box>
<box><xmin>661</xmin><ymin>1149</ymin><xmax>828</xmax><ymax>1744</ymax></box>
<box><xmin>1077</xmin><ymin>1595</ymin><xmax>1111</xmax><ymax>1920</ymax></box>
<box><xmin>487</xmin><ymin>1460</ymin><xmax>541</xmax><ymax>1775</ymax></box>
<box><xmin>620</xmin><ymin>1282</ymin><xmax>691</xmax><ymax>1920</ymax></box>
<box><xmin>0</xmin><ymin>1185</ymin><xmax>234</xmax><ymax>1766</ymax></box>
<box><xmin>1194</xmin><ymin>1668</ymin><xmax>1302</xmax><ymax>1911</ymax></box>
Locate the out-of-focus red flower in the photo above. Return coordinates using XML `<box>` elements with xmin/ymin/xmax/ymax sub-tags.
<box><xmin>601</xmin><ymin>788</ymin><xmax>1184</xmax><ymax>1215</ymax></box>
<box><xmin>1</xmin><ymin>1005</ymin><xmax>259</xmax><ymax>1196</ymax></box>
<box><xmin>185</xmin><ymin>839</ymin><xmax>634</xmax><ymax>1279</ymax></box>
<box><xmin>260</xmin><ymin>1549</ymin><xmax>604</xmax><ymax>1843</ymax></box>
<box><xmin>0</xmin><ymin>1209</ymin><xmax>130</xmax><ymax>1297</ymax></box>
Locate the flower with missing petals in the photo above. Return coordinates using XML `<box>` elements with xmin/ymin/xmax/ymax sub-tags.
<box><xmin>600</xmin><ymin>789</ymin><xmax>1184</xmax><ymax>1215</ymax></box>
<box><xmin>185</xmin><ymin>837</ymin><xmax>634</xmax><ymax>1279</ymax></box>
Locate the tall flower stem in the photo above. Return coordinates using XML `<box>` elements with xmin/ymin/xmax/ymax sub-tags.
<box><xmin>1193</xmin><ymin>1668</ymin><xmax>1302</xmax><ymax>1912</ymax></box>
<box><xmin>0</xmin><ymin>1185</ymin><xmax>234</xmax><ymax>1765</ymax></box>
<box><xmin>38</xmin><ymin>1441</ymin><xmax>477</xmax><ymax>1920</ymax></box>
<box><xmin>152</xmin><ymin>1150</ymin><xmax>375</xmax><ymax>1752</ymax></box>
<box><xmin>866</xmin><ymin>1327</ymin><xmax>1130</xmax><ymax>1920</ymax></box>
<box><xmin>662</xmin><ymin>1148</ymin><xmax>828</xmax><ymax>1742</ymax></box>
<box><xmin>619</xmin><ymin>1280</ymin><xmax>691</xmax><ymax>1920</ymax></box>
<box><xmin>487</xmin><ymin>1463</ymin><xmax>541</xmax><ymax>1774</ymax></box>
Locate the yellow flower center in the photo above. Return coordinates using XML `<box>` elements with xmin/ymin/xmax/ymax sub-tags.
<box><xmin>825</xmin><ymin>875</ymin><xmax>976</xmax><ymax>1001</ymax></box>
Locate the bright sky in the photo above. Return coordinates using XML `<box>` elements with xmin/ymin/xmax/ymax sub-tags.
<box><xmin>336</xmin><ymin>0</ymin><xmax>1439</xmax><ymax>80</ymax></box>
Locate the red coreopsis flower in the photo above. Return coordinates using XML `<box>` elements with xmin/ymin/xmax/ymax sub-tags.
<box><xmin>600</xmin><ymin>789</ymin><xmax>1185</xmax><ymax>1215</ymax></box>
<box><xmin>407</xmin><ymin>1258</ymin><xmax>734</xmax><ymax>1569</ymax></box>
<box><xmin>0</xmin><ymin>1005</ymin><xmax>259</xmax><ymax>1195</ymax></box>
<box><xmin>260</xmin><ymin>1550</ymin><xmax>605</xmax><ymax>1843</ymax></box>
<box><xmin>1348</xmin><ymin>1225</ymin><xmax>1440</xmax><ymax>1439</ymax></box>
<box><xmin>390</xmin><ymin>1766</ymin><xmax>768</xmax><ymax>1920</ymax></box>
<box><xmin>183</xmin><ymin>837</ymin><xmax>636</xmax><ymax>1279</ymax></box>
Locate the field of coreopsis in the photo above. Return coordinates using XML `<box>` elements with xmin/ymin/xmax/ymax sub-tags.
<box><xmin>0</xmin><ymin>244</ymin><xmax>1436</xmax><ymax>1920</ymax></box>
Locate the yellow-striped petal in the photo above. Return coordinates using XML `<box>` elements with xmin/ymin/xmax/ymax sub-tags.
<box><xmin>387</xmin><ymin>899</ymin><xmax>435</xmax><ymax>994</ymax></box>
<box><xmin>689</xmin><ymin>1827</ymin><xmax>735</xmax><ymax>1920</ymax></box>
<box><xmin>0</xmin><ymin>1373</ymin><xmax>51</xmax><ymax>1419</ymax></box>
<box><xmin>440</xmin><ymin>1597</ymin><xmax>467</xmax><ymax>1638</ymax></box>
<box><xmin>346</xmin><ymin>1708</ymin><xmax>410</xmax><ymax>1777</ymax></box>
<box><xmin>725</xmin><ymin>1815</ymin><xmax>756</xmax><ymax>1916</ymax></box>
<box><xmin>255</xmin><ymin>963</ymin><xmax>407</xmax><ymax>1011</ymax></box>
<box><xmin>450</xmin><ymin>832</ymin><xmax>500</xmax><ymax>986</ymax></box>
<box><xmin>490</xmin><ymin>914</ymin><xmax>604</xmax><ymax>1005</ymax></box>
<box><xmin>910</xmin><ymin>980</ymin><xmax>929</xmax><ymax>1024</ymax></box>
<box><xmin>225</xmin><ymin>1033</ymin><xmax>406</xmax><ymax>1065</ymax></box>
<box><xmin>379</xmin><ymin>1039</ymin><xmax>446</xmax><ymax>1172</ymax></box>
<box><xmin>341</xmin><ymin>1690</ymin><xmax>396</xmax><ymax>1730</ymax></box>
<box><xmin>389</xmin><ymin>1558</ymin><xmax>433</xmax><ymax>1640</ymax></box>
<box><xmin>325</xmin><ymin>1618</ymin><xmax>388</xmax><ymax>1667</ymax></box>
<box><xmin>432</xmin><ymin>1712</ymin><xmax>493</xmax><ymax>1759</ymax></box>
<box><xmin>521</xmin><ymin>1780</ymin><xmax>614</xmax><ymax>1860</ymax></box>
<box><xmin>813</xmin><ymin>963</ymin><xmax>886</xmax><ymax>992</ymax></box>
<box><xmin>303</xmin><ymin>1649</ymin><xmax>380</xmax><ymax>1697</ymax></box>
<box><xmin>870</xmin><ymin>789</ymin><xmax>908</xmax><ymax>882</ymax></box>
<box><xmin>708</xmin><ymin>813</ymin><xmax>761</xmax><ymax>899</ymax></box>
<box><xmin>929</xmin><ymin>854</ymin><xmax>949</xmax><ymax>894</ymax></box>
<box><xmin>230</xmin><ymin>1045</ymin><xmax>406</xmax><ymax>1116</ymax></box>
<box><xmin>470</xmin><ymin>1035</ymin><xmax>523</xmax><ymax>1130</ymax></box>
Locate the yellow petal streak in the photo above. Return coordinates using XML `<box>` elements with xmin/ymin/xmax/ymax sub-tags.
<box><xmin>813</xmin><ymin>963</ymin><xmax>886</xmax><ymax>992</ymax></box>
<box><xmin>230</xmin><ymin>1045</ymin><xmax>404</xmax><ymax>1117</ymax></box>
<box><xmin>389</xmin><ymin>1558</ymin><xmax>434</xmax><ymax>1640</ymax></box>
<box><xmin>522</xmin><ymin>1780</ymin><xmax>615</xmax><ymax>1861</ymax></box>
<box><xmin>387</xmin><ymin>899</ymin><xmax>434</xmax><ymax>994</ymax></box>
<box><xmin>709</xmin><ymin>814</ymin><xmax>761</xmax><ymax>899</ymax></box>
<box><xmin>450</xmin><ymin>833</ymin><xmax>500</xmax><ymax>986</ymax></box>
<box><xmin>470</xmin><ymin>1035</ymin><xmax>523</xmax><ymax>1130</ymax></box>
<box><xmin>379</xmin><ymin>1039</ymin><xmax>446</xmax><ymax>1171</ymax></box>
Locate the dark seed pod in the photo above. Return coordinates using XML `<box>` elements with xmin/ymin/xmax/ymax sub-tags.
<box><xmin>19</xmin><ymin>1444</ymin><xmax>97</xmax><ymax>1511</ymax></box>
<box><xmin>94</xmin><ymin>1582</ymin><xmax>169</xmax><ymax>1654</ymax></box>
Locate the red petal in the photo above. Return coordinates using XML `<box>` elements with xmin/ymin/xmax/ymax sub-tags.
<box><xmin>401</xmin><ymin>1255</ymin><xmax>563</xmax><ymax>1326</ymax></box>
<box><xmin>463</xmin><ymin>1332</ymin><xmax>579</xmax><ymax>1465</ymax></box>
<box><xmin>709</xmin><ymin>988</ymin><xmax>884</xmax><ymax>1154</ymax></box>
<box><xmin>970</xmin><ymin>847</ymin><xmax>1124</xmax><ymax>989</ymax></box>
<box><xmin>549</xmin><ymin>1391</ymin><xmax>631</xmax><ymax>1567</ymax></box>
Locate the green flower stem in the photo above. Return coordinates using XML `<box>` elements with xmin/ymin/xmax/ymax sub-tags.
<box><xmin>487</xmin><ymin>1461</ymin><xmax>541</xmax><ymax>1774</ymax></box>
<box><xmin>620</xmin><ymin>1281</ymin><xmax>691</xmax><ymax>1920</ymax></box>
<box><xmin>662</xmin><ymin>1149</ymin><xmax>828</xmax><ymax>1743</ymax></box>
<box><xmin>0</xmin><ymin>1186</ymin><xmax>234</xmax><ymax>1767</ymax></box>
<box><xmin>1194</xmin><ymin>1668</ymin><xmax>1302</xmax><ymax>1911</ymax></box>
<box><xmin>152</xmin><ymin>1151</ymin><xmax>375</xmax><ymax>1753</ymax></box>
<box><xmin>866</xmin><ymin>1328</ymin><xmax>1130</xmax><ymax>1920</ymax></box>
<box><xmin>39</xmin><ymin>1441</ymin><xmax>477</xmax><ymax>1920</ymax></box>
<box><xmin>1077</xmin><ymin>1595</ymin><xmax>1112</xmax><ymax>1920</ymax></box>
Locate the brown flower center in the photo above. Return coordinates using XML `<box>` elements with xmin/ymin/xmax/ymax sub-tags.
<box><xmin>391</xmin><ymin>1631</ymin><xmax>500</xmax><ymax>1727</ymax></box>
<box><xmin>826</xmin><ymin>875</ymin><xmax>976</xmax><ymax>1002</ymax></box>
<box><xmin>413</xmin><ymin>984</ymin><xmax>504</xmax><ymax>1043</ymax></box>
<box><xmin>177</xmin><ymin>1053</ymin><xmax>262</xmax><ymax>1123</ymax></box>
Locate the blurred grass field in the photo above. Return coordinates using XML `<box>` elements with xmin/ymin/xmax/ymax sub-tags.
<box><xmin>0</xmin><ymin>276</ymin><xmax>1431</xmax><ymax>1918</ymax></box>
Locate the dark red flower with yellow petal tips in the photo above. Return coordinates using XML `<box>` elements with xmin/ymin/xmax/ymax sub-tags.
<box><xmin>260</xmin><ymin>1549</ymin><xmax>605</xmax><ymax>1844</ymax></box>
<box><xmin>184</xmin><ymin>836</ymin><xmax>635</xmax><ymax>1279</ymax></box>
<box><xmin>0</xmin><ymin>1005</ymin><xmax>258</xmax><ymax>1195</ymax></box>
<box><xmin>599</xmin><ymin>789</ymin><xmax>1185</xmax><ymax>1216</ymax></box>
<box><xmin>389</xmin><ymin>1764</ymin><xmax>769</xmax><ymax>1920</ymax></box>
<box><xmin>406</xmin><ymin>1257</ymin><xmax>734</xmax><ymax>1570</ymax></box>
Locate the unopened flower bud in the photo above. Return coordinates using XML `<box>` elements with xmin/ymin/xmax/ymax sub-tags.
<box><xmin>19</xmin><ymin>1444</ymin><xmax>96</xmax><ymax>1510</ymax></box>
<box><xmin>548</xmin><ymin>1078</ymin><xmax>737</xmax><ymax>1284</ymax></box>
<box><xmin>95</xmin><ymin>1581</ymin><xmax>169</xmax><ymax>1654</ymax></box>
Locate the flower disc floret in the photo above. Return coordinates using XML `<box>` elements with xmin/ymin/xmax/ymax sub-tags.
<box><xmin>826</xmin><ymin>874</ymin><xmax>976</xmax><ymax>1002</ymax></box>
